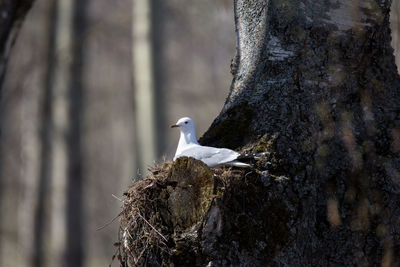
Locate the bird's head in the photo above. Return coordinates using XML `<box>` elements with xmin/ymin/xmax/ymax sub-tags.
<box><xmin>171</xmin><ymin>117</ymin><xmax>195</xmax><ymax>133</ymax></box>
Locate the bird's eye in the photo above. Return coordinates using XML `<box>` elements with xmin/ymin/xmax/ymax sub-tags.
<box><xmin>185</xmin><ymin>121</ymin><xmax>188</xmax><ymax>124</ymax></box>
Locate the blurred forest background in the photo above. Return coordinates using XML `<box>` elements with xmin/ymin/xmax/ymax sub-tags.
<box><xmin>0</xmin><ymin>0</ymin><xmax>399</xmax><ymax>267</ymax></box>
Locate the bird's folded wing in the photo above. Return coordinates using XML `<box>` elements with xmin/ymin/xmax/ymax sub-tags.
<box><xmin>178</xmin><ymin>146</ymin><xmax>239</xmax><ymax>166</ymax></box>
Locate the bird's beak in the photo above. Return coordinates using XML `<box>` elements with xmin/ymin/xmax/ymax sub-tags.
<box><xmin>170</xmin><ymin>124</ymin><xmax>179</xmax><ymax>128</ymax></box>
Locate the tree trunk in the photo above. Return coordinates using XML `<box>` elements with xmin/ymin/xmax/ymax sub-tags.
<box><xmin>199</xmin><ymin>0</ymin><xmax>400</xmax><ymax>265</ymax></box>
<box><xmin>33</xmin><ymin>2</ymin><xmax>57</xmax><ymax>267</ymax></box>
<box><xmin>120</xmin><ymin>0</ymin><xmax>400</xmax><ymax>266</ymax></box>
<box><xmin>132</xmin><ymin>0</ymin><xmax>157</xmax><ymax>177</ymax></box>
<box><xmin>65</xmin><ymin>0</ymin><xmax>86</xmax><ymax>266</ymax></box>
<box><xmin>0</xmin><ymin>0</ymin><xmax>35</xmax><ymax>88</ymax></box>
<box><xmin>46</xmin><ymin>0</ymin><xmax>73</xmax><ymax>266</ymax></box>
<box><xmin>41</xmin><ymin>1</ymin><xmax>86</xmax><ymax>266</ymax></box>
<box><xmin>0</xmin><ymin>0</ymin><xmax>34</xmax><ymax>265</ymax></box>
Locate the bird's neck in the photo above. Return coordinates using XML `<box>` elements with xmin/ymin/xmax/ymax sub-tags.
<box><xmin>180</xmin><ymin>130</ymin><xmax>199</xmax><ymax>146</ymax></box>
<box><xmin>176</xmin><ymin>130</ymin><xmax>199</xmax><ymax>155</ymax></box>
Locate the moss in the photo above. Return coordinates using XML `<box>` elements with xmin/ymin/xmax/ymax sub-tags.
<box><xmin>255</xmin><ymin>135</ymin><xmax>276</xmax><ymax>152</ymax></box>
<box><xmin>199</xmin><ymin>102</ymin><xmax>255</xmax><ymax>149</ymax></box>
<box><xmin>255</xmin><ymin>140</ymin><xmax>268</xmax><ymax>153</ymax></box>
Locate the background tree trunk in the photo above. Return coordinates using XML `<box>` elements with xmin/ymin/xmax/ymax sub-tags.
<box><xmin>33</xmin><ymin>1</ymin><xmax>57</xmax><ymax>266</ymax></box>
<box><xmin>0</xmin><ymin>0</ymin><xmax>35</xmax><ymax>87</ymax></box>
<box><xmin>0</xmin><ymin>0</ymin><xmax>34</xmax><ymax>266</ymax></box>
<box><xmin>44</xmin><ymin>1</ymin><xmax>86</xmax><ymax>266</ymax></box>
<box><xmin>132</xmin><ymin>0</ymin><xmax>157</xmax><ymax>177</ymax></box>
<box><xmin>65</xmin><ymin>0</ymin><xmax>86</xmax><ymax>266</ymax></box>
<box><xmin>47</xmin><ymin>0</ymin><xmax>71</xmax><ymax>264</ymax></box>
<box><xmin>198</xmin><ymin>0</ymin><xmax>400</xmax><ymax>265</ymax></box>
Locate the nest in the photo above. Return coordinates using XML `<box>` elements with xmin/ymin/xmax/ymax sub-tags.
<box><xmin>116</xmin><ymin>163</ymin><xmax>173</xmax><ymax>266</ymax></box>
<box><xmin>111</xmin><ymin>158</ymin><xmax>245</xmax><ymax>267</ymax></box>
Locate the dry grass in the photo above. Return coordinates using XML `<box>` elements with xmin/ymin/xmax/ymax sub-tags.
<box><xmin>115</xmin><ymin>163</ymin><xmax>173</xmax><ymax>266</ymax></box>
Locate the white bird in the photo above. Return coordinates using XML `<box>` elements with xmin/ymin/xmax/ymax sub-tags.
<box><xmin>171</xmin><ymin>117</ymin><xmax>251</xmax><ymax>168</ymax></box>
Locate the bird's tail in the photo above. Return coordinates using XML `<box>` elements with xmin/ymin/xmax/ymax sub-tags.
<box><xmin>229</xmin><ymin>160</ymin><xmax>251</xmax><ymax>168</ymax></box>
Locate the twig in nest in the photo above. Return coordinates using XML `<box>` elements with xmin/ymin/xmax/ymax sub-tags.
<box><xmin>97</xmin><ymin>212</ymin><xmax>122</xmax><ymax>231</ymax></box>
<box><xmin>137</xmin><ymin>212</ymin><xmax>168</xmax><ymax>242</ymax></box>
<box><xmin>135</xmin><ymin>239</ymin><xmax>149</xmax><ymax>264</ymax></box>
<box><xmin>245</xmin><ymin>171</ymin><xmax>253</xmax><ymax>179</ymax></box>
<box><xmin>126</xmin><ymin>246</ymin><xmax>138</xmax><ymax>264</ymax></box>
<box><xmin>112</xmin><ymin>194</ymin><xmax>123</xmax><ymax>202</ymax></box>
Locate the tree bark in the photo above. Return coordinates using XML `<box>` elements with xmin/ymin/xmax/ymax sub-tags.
<box><xmin>121</xmin><ymin>0</ymin><xmax>400</xmax><ymax>266</ymax></box>
<box><xmin>199</xmin><ymin>0</ymin><xmax>400</xmax><ymax>265</ymax></box>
